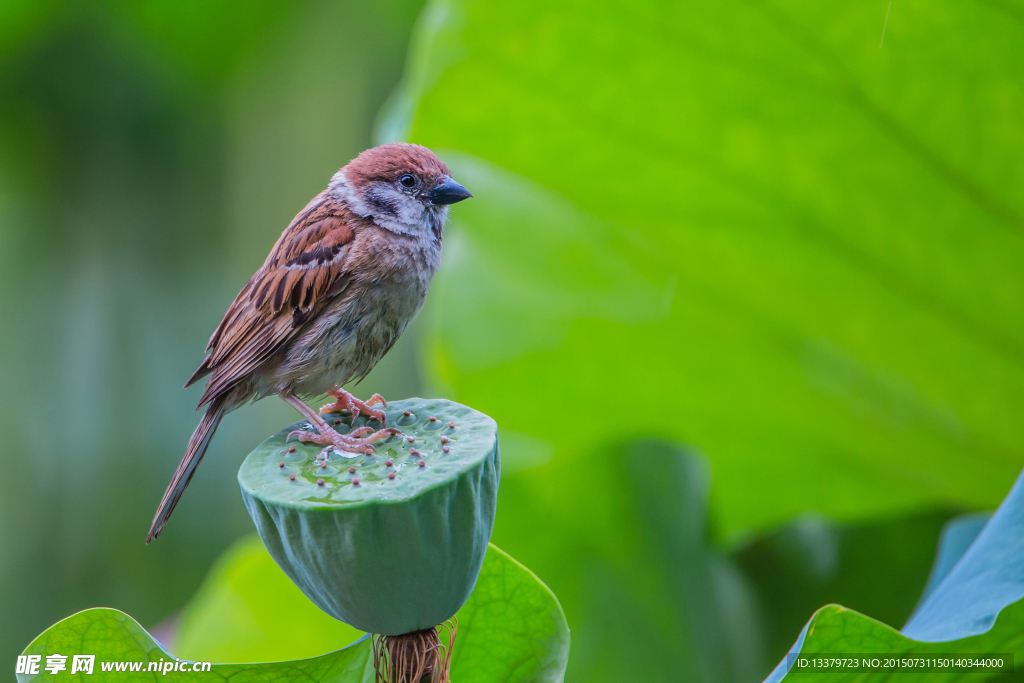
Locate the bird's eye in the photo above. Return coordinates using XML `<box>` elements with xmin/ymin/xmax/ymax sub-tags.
<box><xmin>399</xmin><ymin>174</ymin><xmax>418</xmax><ymax>188</ymax></box>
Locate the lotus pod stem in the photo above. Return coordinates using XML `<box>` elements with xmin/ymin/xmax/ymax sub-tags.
<box><xmin>372</xmin><ymin>619</ymin><xmax>457</xmax><ymax>683</ymax></box>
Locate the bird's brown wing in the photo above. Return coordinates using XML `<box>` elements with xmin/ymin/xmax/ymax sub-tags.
<box><xmin>186</xmin><ymin>194</ymin><xmax>358</xmax><ymax>407</ymax></box>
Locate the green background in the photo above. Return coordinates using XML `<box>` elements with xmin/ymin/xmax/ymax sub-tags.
<box><xmin>2</xmin><ymin>0</ymin><xmax>1021</xmax><ymax>680</ymax></box>
<box><xmin>0</xmin><ymin>0</ymin><xmax>425</xmax><ymax>666</ymax></box>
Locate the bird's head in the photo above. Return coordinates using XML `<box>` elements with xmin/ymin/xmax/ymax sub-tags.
<box><xmin>330</xmin><ymin>143</ymin><xmax>472</xmax><ymax>238</ymax></box>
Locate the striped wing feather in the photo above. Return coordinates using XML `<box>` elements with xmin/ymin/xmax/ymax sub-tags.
<box><xmin>186</xmin><ymin>195</ymin><xmax>356</xmax><ymax>407</ymax></box>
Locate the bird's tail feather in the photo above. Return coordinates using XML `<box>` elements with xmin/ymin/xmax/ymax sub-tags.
<box><xmin>147</xmin><ymin>395</ymin><xmax>226</xmax><ymax>543</ymax></box>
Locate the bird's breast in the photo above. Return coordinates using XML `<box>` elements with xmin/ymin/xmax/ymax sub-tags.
<box><xmin>276</xmin><ymin>231</ymin><xmax>439</xmax><ymax>396</ymax></box>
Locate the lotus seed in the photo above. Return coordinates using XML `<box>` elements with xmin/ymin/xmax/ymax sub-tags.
<box><xmin>407</xmin><ymin>436</ymin><xmax>415</xmax><ymax>443</ymax></box>
<box><xmin>388</xmin><ymin>472</ymin><xmax>396</xmax><ymax>480</ymax></box>
<box><xmin>410</xmin><ymin>448</ymin><xmax>420</xmax><ymax>456</ymax></box>
<box><xmin>289</xmin><ymin>473</ymin><xmax>296</xmax><ymax>481</ymax></box>
<box><xmin>418</xmin><ymin>460</ymin><xmax>426</xmax><ymax>467</ymax></box>
<box><xmin>443</xmin><ymin>446</ymin><xmax>450</xmax><ymax>454</ymax></box>
<box><xmin>429</xmin><ymin>416</ymin><xmax>437</xmax><ymax>422</ymax></box>
<box><xmin>385</xmin><ymin>459</ymin><xmax>394</xmax><ymax>467</ymax></box>
<box><xmin>334</xmin><ymin>419</ymin><xmax>342</xmax><ymax>425</ymax></box>
<box><xmin>352</xmin><ymin>477</ymin><xmax>360</xmax><ymax>485</ymax></box>
<box><xmin>440</xmin><ymin>436</ymin><xmax>449</xmax><ymax>444</ymax></box>
<box><xmin>288</xmin><ymin>446</ymin><xmax>296</xmax><ymax>453</ymax></box>
<box><xmin>279</xmin><ymin>461</ymin><xmax>285</xmax><ymax>468</ymax></box>
<box><xmin>448</xmin><ymin>422</ymin><xmax>456</xmax><ymax>429</ymax></box>
<box><xmin>317</xmin><ymin>478</ymin><xmax>325</xmax><ymax>486</ymax></box>
<box><xmin>320</xmin><ymin>463</ymin><xmax>327</xmax><ymax>469</ymax></box>
<box><xmin>402</xmin><ymin>410</ymin><xmax>411</xmax><ymax>417</ymax></box>
<box><xmin>348</xmin><ymin>467</ymin><xmax>357</xmax><ymax>474</ymax></box>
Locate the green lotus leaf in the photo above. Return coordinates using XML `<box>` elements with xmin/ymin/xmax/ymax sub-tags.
<box><xmin>16</xmin><ymin>608</ymin><xmax>374</xmax><ymax>683</ymax></box>
<box><xmin>451</xmin><ymin>544</ymin><xmax>570</xmax><ymax>682</ymax></box>
<box><xmin>766</xmin><ymin>467</ymin><xmax>1024</xmax><ymax>682</ymax></box>
<box><xmin>915</xmin><ymin>512</ymin><xmax>991</xmax><ymax>609</ymax></box>
<box><xmin>764</xmin><ymin>603</ymin><xmax>1023</xmax><ymax>683</ymax></box>
<box><xmin>174</xmin><ymin>535</ymin><xmax>363</xmax><ymax>663</ymax></box>
<box><xmin>386</xmin><ymin>4</ymin><xmax>1024</xmax><ymax>677</ymax></box>
<box><xmin>20</xmin><ymin>543</ymin><xmax>569</xmax><ymax>683</ymax></box>
<box><xmin>391</xmin><ymin>0</ymin><xmax>1024</xmax><ymax>536</ymax></box>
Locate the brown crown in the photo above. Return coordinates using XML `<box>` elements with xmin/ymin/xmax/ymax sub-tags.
<box><xmin>343</xmin><ymin>143</ymin><xmax>450</xmax><ymax>189</ymax></box>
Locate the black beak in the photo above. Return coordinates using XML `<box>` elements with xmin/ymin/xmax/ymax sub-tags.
<box><xmin>429</xmin><ymin>177</ymin><xmax>473</xmax><ymax>205</ymax></box>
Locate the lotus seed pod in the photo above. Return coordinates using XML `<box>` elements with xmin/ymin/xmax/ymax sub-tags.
<box><xmin>239</xmin><ymin>398</ymin><xmax>500</xmax><ymax>636</ymax></box>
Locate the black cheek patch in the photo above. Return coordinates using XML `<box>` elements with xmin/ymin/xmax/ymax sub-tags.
<box><xmin>365</xmin><ymin>187</ymin><xmax>399</xmax><ymax>217</ymax></box>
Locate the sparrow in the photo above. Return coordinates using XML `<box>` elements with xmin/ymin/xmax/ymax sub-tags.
<box><xmin>147</xmin><ymin>143</ymin><xmax>472</xmax><ymax>543</ymax></box>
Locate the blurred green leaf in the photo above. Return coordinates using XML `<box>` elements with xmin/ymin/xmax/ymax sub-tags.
<box><xmin>0</xmin><ymin>0</ymin><xmax>58</xmax><ymax>62</ymax></box>
<box><xmin>622</xmin><ymin>442</ymin><xmax>762</xmax><ymax>683</ymax></box>
<box><xmin>170</xmin><ymin>539</ymin><xmax>569</xmax><ymax>681</ymax></box>
<box><xmin>734</xmin><ymin>509</ymin><xmax>956</xmax><ymax>666</ymax></box>
<box><xmin>174</xmin><ymin>535</ymin><xmax>363</xmax><ymax>663</ymax></box>
<box><xmin>396</xmin><ymin>0</ymin><xmax>1024</xmax><ymax>536</ymax></box>
<box><xmin>767</xmin><ymin>468</ymin><xmax>1024</xmax><ymax>682</ymax></box>
<box><xmin>391</xmin><ymin>5</ymin><xmax>1024</xmax><ymax>677</ymax></box>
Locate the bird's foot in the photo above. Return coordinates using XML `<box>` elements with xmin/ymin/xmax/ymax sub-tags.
<box><xmin>319</xmin><ymin>388</ymin><xmax>388</xmax><ymax>426</ymax></box>
<box><xmin>288</xmin><ymin>423</ymin><xmax>400</xmax><ymax>455</ymax></box>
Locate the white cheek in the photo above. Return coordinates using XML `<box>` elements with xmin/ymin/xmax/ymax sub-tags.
<box><xmin>328</xmin><ymin>174</ymin><xmax>436</xmax><ymax>237</ymax></box>
<box><xmin>391</xmin><ymin>190</ymin><xmax>427</xmax><ymax>226</ymax></box>
<box><xmin>329</xmin><ymin>172</ymin><xmax>369</xmax><ymax>216</ymax></box>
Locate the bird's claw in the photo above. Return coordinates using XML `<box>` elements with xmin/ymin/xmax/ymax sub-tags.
<box><xmin>319</xmin><ymin>389</ymin><xmax>388</xmax><ymax>426</ymax></box>
<box><xmin>344</xmin><ymin>426</ymin><xmax>401</xmax><ymax>445</ymax></box>
<box><xmin>287</xmin><ymin>429</ymin><xmax>318</xmax><ymax>443</ymax></box>
<box><xmin>287</xmin><ymin>425</ymin><xmax>401</xmax><ymax>455</ymax></box>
